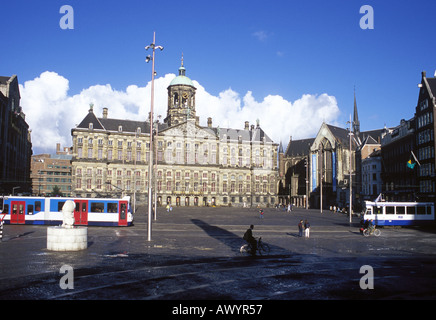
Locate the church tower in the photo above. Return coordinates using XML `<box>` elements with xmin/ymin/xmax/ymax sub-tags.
<box><xmin>164</xmin><ymin>55</ymin><xmax>197</xmax><ymax>127</ymax></box>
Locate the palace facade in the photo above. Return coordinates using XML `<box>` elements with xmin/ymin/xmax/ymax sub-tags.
<box><xmin>71</xmin><ymin>61</ymin><xmax>279</xmax><ymax>207</ymax></box>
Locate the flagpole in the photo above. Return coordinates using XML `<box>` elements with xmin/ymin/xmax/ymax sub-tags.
<box><xmin>348</xmin><ymin>114</ymin><xmax>353</xmax><ymax>224</ymax></box>
<box><xmin>411</xmin><ymin>151</ymin><xmax>421</xmax><ymax>166</ymax></box>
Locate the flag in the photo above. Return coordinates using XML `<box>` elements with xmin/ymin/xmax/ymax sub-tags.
<box><xmin>374</xmin><ymin>193</ymin><xmax>382</xmax><ymax>203</ymax></box>
<box><xmin>407</xmin><ymin>159</ymin><xmax>416</xmax><ymax>169</ymax></box>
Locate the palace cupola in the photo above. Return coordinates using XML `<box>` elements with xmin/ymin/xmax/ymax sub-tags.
<box><xmin>164</xmin><ymin>55</ymin><xmax>197</xmax><ymax>127</ymax></box>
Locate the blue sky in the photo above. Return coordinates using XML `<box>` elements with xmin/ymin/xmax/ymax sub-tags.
<box><xmin>2</xmin><ymin>0</ymin><xmax>436</xmax><ymax>153</ymax></box>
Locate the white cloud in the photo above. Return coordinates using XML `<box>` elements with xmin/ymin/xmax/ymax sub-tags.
<box><xmin>20</xmin><ymin>71</ymin><xmax>340</xmax><ymax>153</ymax></box>
<box><xmin>252</xmin><ymin>30</ymin><xmax>269</xmax><ymax>42</ymax></box>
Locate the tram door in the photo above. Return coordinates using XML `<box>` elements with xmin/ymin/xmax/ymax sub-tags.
<box><xmin>10</xmin><ymin>201</ymin><xmax>25</xmax><ymax>224</ymax></box>
<box><xmin>74</xmin><ymin>200</ymin><xmax>88</xmax><ymax>225</ymax></box>
<box><xmin>118</xmin><ymin>201</ymin><xmax>128</xmax><ymax>226</ymax></box>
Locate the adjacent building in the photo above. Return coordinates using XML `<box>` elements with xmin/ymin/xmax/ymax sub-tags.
<box><xmin>0</xmin><ymin>75</ymin><xmax>32</xmax><ymax>194</ymax></box>
<box><xmin>30</xmin><ymin>143</ymin><xmax>73</xmax><ymax>196</ymax></box>
<box><xmin>278</xmin><ymin>138</ymin><xmax>313</xmax><ymax>207</ymax></box>
<box><xmin>381</xmin><ymin>118</ymin><xmax>416</xmax><ymax>201</ymax></box>
<box><xmin>361</xmin><ymin>148</ymin><xmax>382</xmax><ymax>201</ymax></box>
<box><xmin>415</xmin><ymin>71</ymin><xmax>436</xmax><ymax>203</ymax></box>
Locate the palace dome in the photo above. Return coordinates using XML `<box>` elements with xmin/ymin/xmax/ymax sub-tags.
<box><xmin>169</xmin><ymin>60</ymin><xmax>195</xmax><ymax>88</ymax></box>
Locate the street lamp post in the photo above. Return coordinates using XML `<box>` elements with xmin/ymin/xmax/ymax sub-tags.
<box><xmin>320</xmin><ymin>144</ymin><xmax>323</xmax><ymax>214</ymax></box>
<box><xmin>154</xmin><ymin>114</ymin><xmax>161</xmax><ymax>221</ymax></box>
<box><xmin>305</xmin><ymin>155</ymin><xmax>309</xmax><ymax>210</ymax></box>
<box><xmin>347</xmin><ymin>114</ymin><xmax>354</xmax><ymax>224</ymax></box>
<box><xmin>145</xmin><ymin>32</ymin><xmax>163</xmax><ymax>241</ymax></box>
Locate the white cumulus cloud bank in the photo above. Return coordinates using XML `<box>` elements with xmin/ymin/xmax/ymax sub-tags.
<box><xmin>20</xmin><ymin>71</ymin><xmax>340</xmax><ymax>153</ymax></box>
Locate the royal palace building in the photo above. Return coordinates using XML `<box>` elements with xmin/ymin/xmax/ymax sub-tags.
<box><xmin>71</xmin><ymin>61</ymin><xmax>279</xmax><ymax>207</ymax></box>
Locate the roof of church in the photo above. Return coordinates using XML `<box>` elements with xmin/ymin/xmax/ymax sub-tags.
<box><xmin>283</xmin><ymin>123</ymin><xmax>384</xmax><ymax>158</ymax></box>
<box><xmin>285</xmin><ymin>138</ymin><xmax>315</xmax><ymax>157</ymax></box>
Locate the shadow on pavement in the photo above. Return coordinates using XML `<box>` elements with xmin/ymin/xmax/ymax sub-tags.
<box><xmin>191</xmin><ymin>219</ymin><xmax>242</xmax><ymax>254</ymax></box>
<box><xmin>190</xmin><ymin>218</ymin><xmax>286</xmax><ymax>256</ymax></box>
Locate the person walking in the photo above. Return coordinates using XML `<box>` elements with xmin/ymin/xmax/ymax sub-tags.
<box><xmin>259</xmin><ymin>209</ymin><xmax>264</xmax><ymax>219</ymax></box>
<box><xmin>298</xmin><ymin>220</ymin><xmax>304</xmax><ymax>237</ymax></box>
<box><xmin>304</xmin><ymin>219</ymin><xmax>310</xmax><ymax>238</ymax></box>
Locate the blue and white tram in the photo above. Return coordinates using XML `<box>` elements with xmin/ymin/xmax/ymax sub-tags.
<box><xmin>0</xmin><ymin>196</ymin><xmax>133</xmax><ymax>227</ymax></box>
<box><xmin>363</xmin><ymin>201</ymin><xmax>435</xmax><ymax>226</ymax></box>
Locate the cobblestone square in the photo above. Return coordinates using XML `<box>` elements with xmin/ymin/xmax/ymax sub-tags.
<box><xmin>1</xmin><ymin>206</ymin><xmax>436</xmax><ymax>301</ymax></box>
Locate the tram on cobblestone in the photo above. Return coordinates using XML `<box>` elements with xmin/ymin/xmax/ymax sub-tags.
<box><xmin>0</xmin><ymin>195</ymin><xmax>133</xmax><ymax>227</ymax></box>
<box><xmin>363</xmin><ymin>200</ymin><xmax>435</xmax><ymax>226</ymax></box>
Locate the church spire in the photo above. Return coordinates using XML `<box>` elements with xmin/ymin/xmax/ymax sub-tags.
<box><xmin>353</xmin><ymin>87</ymin><xmax>360</xmax><ymax>137</ymax></box>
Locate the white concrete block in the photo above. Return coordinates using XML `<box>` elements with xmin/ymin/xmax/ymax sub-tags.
<box><xmin>47</xmin><ymin>226</ymin><xmax>88</xmax><ymax>251</ymax></box>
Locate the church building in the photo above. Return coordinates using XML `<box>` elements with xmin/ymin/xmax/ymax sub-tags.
<box><xmin>71</xmin><ymin>59</ymin><xmax>279</xmax><ymax>207</ymax></box>
<box><xmin>279</xmin><ymin>92</ymin><xmax>385</xmax><ymax>211</ymax></box>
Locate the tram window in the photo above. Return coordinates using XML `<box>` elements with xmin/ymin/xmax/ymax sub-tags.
<box><xmin>3</xmin><ymin>204</ymin><xmax>9</xmax><ymax>214</ymax></box>
<box><xmin>108</xmin><ymin>203</ymin><xmax>118</xmax><ymax>213</ymax></box>
<box><xmin>91</xmin><ymin>202</ymin><xmax>104</xmax><ymax>213</ymax></box>
<box><xmin>406</xmin><ymin>207</ymin><xmax>415</xmax><ymax>215</ymax></box>
<box><xmin>375</xmin><ymin>207</ymin><xmax>382</xmax><ymax>214</ymax></box>
<box><xmin>28</xmin><ymin>204</ymin><xmax>34</xmax><ymax>214</ymax></box>
<box><xmin>386</xmin><ymin>206</ymin><xmax>394</xmax><ymax>215</ymax></box>
<box><xmin>35</xmin><ymin>201</ymin><xmax>41</xmax><ymax>212</ymax></box>
<box><xmin>396</xmin><ymin>206</ymin><xmax>405</xmax><ymax>215</ymax></box>
<box><xmin>417</xmin><ymin>206</ymin><xmax>426</xmax><ymax>215</ymax></box>
<box><xmin>58</xmin><ymin>202</ymin><xmax>65</xmax><ymax>212</ymax></box>
<box><xmin>120</xmin><ymin>203</ymin><xmax>126</xmax><ymax>219</ymax></box>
